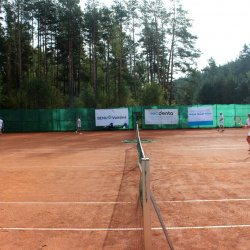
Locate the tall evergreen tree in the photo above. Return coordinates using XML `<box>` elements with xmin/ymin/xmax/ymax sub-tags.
<box><xmin>57</xmin><ymin>0</ymin><xmax>83</xmax><ymax>106</ymax></box>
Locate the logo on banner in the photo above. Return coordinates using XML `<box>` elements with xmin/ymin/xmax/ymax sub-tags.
<box><xmin>150</xmin><ymin>111</ymin><xmax>174</xmax><ymax>116</ymax></box>
<box><xmin>188</xmin><ymin>107</ymin><xmax>213</xmax><ymax>126</ymax></box>
<box><xmin>145</xmin><ymin>109</ymin><xmax>178</xmax><ymax>125</ymax></box>
<box><xmin>97</xmin><ymin>115</ymin><xmax>127</xmax><ymax>120</ymax></box>
<box><xmin>95</xmin><ymin>108</ymin><xmax>129</xmax><ymax>126</ymax></box>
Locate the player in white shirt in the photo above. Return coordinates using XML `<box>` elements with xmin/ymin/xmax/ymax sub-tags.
<box><xmin>0</xmin><ymin>117</ymin><xmax>4</xmax><ymax>135</ymax></box>
<box><xmin>76</xmin><ymin>116</ymin><xmax>82</xmax><ymax>135</ymax></box>
<box><xmin>217</xmin><ymin>112</ymin><xmax>224</xmax><ymax>131</ymax></box>
<box><xmin>242</xmin><ymin>113</ymin><xmax>250</xmax><ymax>151</ymax></box>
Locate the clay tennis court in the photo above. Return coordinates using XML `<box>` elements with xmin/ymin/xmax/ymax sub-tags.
<box><xmin>0</xmin><ymin>128</ymin><xmax>249</xmax><ymax>249</ymax></box>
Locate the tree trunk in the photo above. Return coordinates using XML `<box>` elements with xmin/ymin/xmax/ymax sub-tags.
<box><xmin>17</xmin><ymin>0</ymin><xmax>23</xmax><ymax>107</ymax></box>
<box><xmin>68</xmin><ymin>37</ymin><xmax>74</xmax><ymax>105</ymax></box>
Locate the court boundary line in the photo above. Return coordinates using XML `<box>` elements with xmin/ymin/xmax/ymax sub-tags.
<box><xmin>157</xmin><ymin>198</ymin><xmax>250</xmax><ymax>203</ymax></box>
<box><xmin>0</xmin><ymin>165</ymin><xmax>125</xmax><ymax>168</ymax></box>
<box><xmin>0</xmin><ymin>227</ymin><xmax>143</xmax><ymax>231</ymax></box>
<box><xmin>150</xmin><ymin>147</ymin><xmax>247</xmax><ymax>151</ymax></box>
<box><xmin>155</xmin><ymin>224</ymin><xmax>250</xmax><ymax>230</ymax></box>
<box><xmin>50</xmin><ymin>165</ymin><xmax>124</xmax><ymax>168</ymax></box>
<box><xmin>156</xmin><ymin>162</ymin><xmax>250</xmax><ymax>166</ymax></box>
<box><xmin>0</xmin><ymin>201</ymin><xmax>134</xmax><ymax>204</ymax></box>
<box><xmin>4</xmin><ymin>150</ymin><xmax>124</xmax><ymax>154</ymax></box>
<box><xmin>1</xmin><ymin>198</ymin><xmax>249</xmax><ymax>204</ymax></box>
<box><xmin>1</xmin><ymin>224</ymin><xmax>250</xmax><ymax>231</ymax></box>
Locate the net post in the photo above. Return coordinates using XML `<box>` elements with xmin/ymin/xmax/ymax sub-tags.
<box><xmin>141</xmin><ymin>158</ymin><xmax>152</xmax><ymax>250</ymax></box>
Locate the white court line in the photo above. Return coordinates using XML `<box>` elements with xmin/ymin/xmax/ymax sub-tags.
<box><xmin>4</xmin><ymin>150</ymin><xmax>118</xmax><ymax>154</ymax></box>
<box><xmin>157</xmin><ymin>145</ymin><xmax>245</xmax><ymax>148</ymax></box>
<box><xmin>1</xmin><ymin>198</ymin><xmax>249</xmax><ymax>205</ymax></box>
<box><xmin>30</xmin><ymin>162</ymin><xmax>248</xmax><ymax>168</ymax></box>
<box><xmin>150</xmin><ymin>147</ymin><xmax>246</xmax><ymax>151</ymax></box>
<box><xmin>0</xmin><ymin>227</ymin><xmax>143</xmax><ymax>231</ymax></box>
<box><xmin>0</xmin><ymin>165</ymin><xmax>125</xmax><ymax>168</ymax></box>
<box><xmin>154</xmin><ymin>225</ymin><xmax>250</xmax><ymax>230</ymax></box>
<box><xmin>184</xmin><ymin>148</ymin><xmax>245</xmax><ymax>150</ymax></box>
<box><xmin>1</xmin><ymin>225</ymin><xmax>250</xmax><ymax>231</ymax></box>
<box><xmin>0</xmin><ymin>201</ymin><xmax>133</xmax><ymax>204</ymax></box>
<box><xmin>192</xmin><ymin>145</ymin><xmax>244</xmax><ymax>147</ymax></box>
<box><xmin>47</xmin><ymin>165</ymin><xmax>125</xmax><ymax>168</ymax></box>
<box><xmin>157</xmin><ymin>198</ymin><xmax>250</xmax><ymax>203</ymax></box>
<box><xmin>157</xmin><ymin>162</ymin><xmax>250</xmax><ymax>166</ymax></box>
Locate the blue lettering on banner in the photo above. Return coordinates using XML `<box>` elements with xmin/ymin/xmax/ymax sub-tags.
<box><xmin>97</xmin><ymin>117</ymin><xmax>108</xmax><ymax>120</ymax></box>
<box><xmin>112</xmin><ymin>116</ymin><xmax>127</xmax><ymax>119</ymax></box>
<box><xmin>97</xmin><ymin>116</ymin><xmax>126</xmax><ymax>120</ymax></box>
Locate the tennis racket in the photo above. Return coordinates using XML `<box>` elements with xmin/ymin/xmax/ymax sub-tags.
<box><xmin>234</xmin><ymin>115</ymin><xmax>242</xmax><ymax>125</ymax></box>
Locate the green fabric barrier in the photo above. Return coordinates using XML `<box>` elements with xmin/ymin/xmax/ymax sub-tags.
<box><xmin>1</xmin><ymin>104</ymin><xmax>250</xmax><ymax>132</ymax></box>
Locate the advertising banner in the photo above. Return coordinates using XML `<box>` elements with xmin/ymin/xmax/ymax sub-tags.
<box><xmin>188</xmin><ymin>106</ymin><xmax>213</xmax><ymax>126</ymax></box>
<box><xmin>145</xmin><ymin>109</ymin><xmax>179</xmax><ymax>125</ymax></box>
<box><xmin>95</xmin><ymin>108</ymin><xmax>129</xmax><ymax>126</ymax></box>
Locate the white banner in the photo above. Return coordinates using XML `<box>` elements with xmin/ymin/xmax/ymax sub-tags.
<box><xmin>145</xmin><ymin>109</ymin><xmax>179</xmax><ymax>125</ymax></box>
<box><xmin>95</xmin><ymin>108</ymin><xmax>129</xmax><ymax>126</ymax></box>
<box><xmin>188</xmin><ymin>107</ymin><xmax>213</xmax><ymax>126</ymax></box>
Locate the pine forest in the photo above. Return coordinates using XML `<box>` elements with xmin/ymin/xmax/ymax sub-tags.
<box><xmin>0</xmin><ymin>0</ymin><xmax>249</xmax><ymax>109</ymax></box>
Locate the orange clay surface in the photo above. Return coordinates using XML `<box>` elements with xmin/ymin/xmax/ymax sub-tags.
<box><xmin>0</xmin><ymin>128</ymin><xmax>249</xmax><ymax>250</ymax></box>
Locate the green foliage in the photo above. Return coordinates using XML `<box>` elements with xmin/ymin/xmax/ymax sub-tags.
<box><xmin>77</xmin><ymin>81</ymin><xmax>137</xmax><ymax>108</ymax></box>
<box><xmin>195</xmin><ymin>45</ymin><xmax>250</xmax><ymax>104</ymax></box>
<box><xmin>117</xmin><ymin>84</ymin><xmax>137</xmax><ymax>107</ymax></box>
<box><xmin>23</xmin><ymin>78</ymin><xmax>65</xmax><ymax>109</ymax></box>
<box><xmin>139</xmin><ymin>82</ymin><xmax>164</xmax><ymax>106</ymax></box>
<box><xmin>78</xmin><ymin>83</ymin><xmax>97</xmax><ymax>108</ymax></box>
<box><xmin>0</xmin><ymin>85</ymin><xmax>6</xmax><ymax>108</ymax></box>
<box><xmin>174</xmin><ymin>79</ymin><xmax>198</xmax><ymax>105</ymax></box>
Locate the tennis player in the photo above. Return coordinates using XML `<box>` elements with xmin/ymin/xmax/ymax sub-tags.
<box><xmin>217</xmin><ymin>112</ymin><xmax>224</xmax><ymax>131</ymax></box>
<box><xmin>241</xmin><ymin>113</ymin><xmax>250</xmax><ymax>151</ymax></box>
<box><xmin>0</xmin><ymin>117</ymin><xmax>3</xmax><ymax>135</ymax></box>
<box><xmin>76</xmin><ymin>116</ymin><xmax>82</xmax><ymax>135</ymax></box>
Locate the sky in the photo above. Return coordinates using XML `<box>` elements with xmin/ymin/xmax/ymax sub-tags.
<box><xmin>181</xmin><ymin>0</ymin><xmax>250</xmax><ymax>69</ymax></box>
<box><xmin>80</xmin><ymin>0</ymin><xmax>250</xmax><ymax>70</ymax></box>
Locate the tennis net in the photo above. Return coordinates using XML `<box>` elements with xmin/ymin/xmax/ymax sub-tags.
<box><xmin>136</xmin><ymin>123</ymin><xmax>145</xmax><ymax>170</ymax></box>
<box><xmin>136</xmin><ymin>123</ymin><xmax>174</xmax><ymax>250</ymax></box>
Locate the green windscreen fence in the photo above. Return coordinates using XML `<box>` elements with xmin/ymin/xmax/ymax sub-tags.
<box><xmin>0</xmin><ymin>104</ymin><xmax>250</xmax><ymax>132</ymax></box>
<box><xmin>141</xmin><ymin>104</ymin><xmax>250</xmax><ymax>130</ymax></box>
